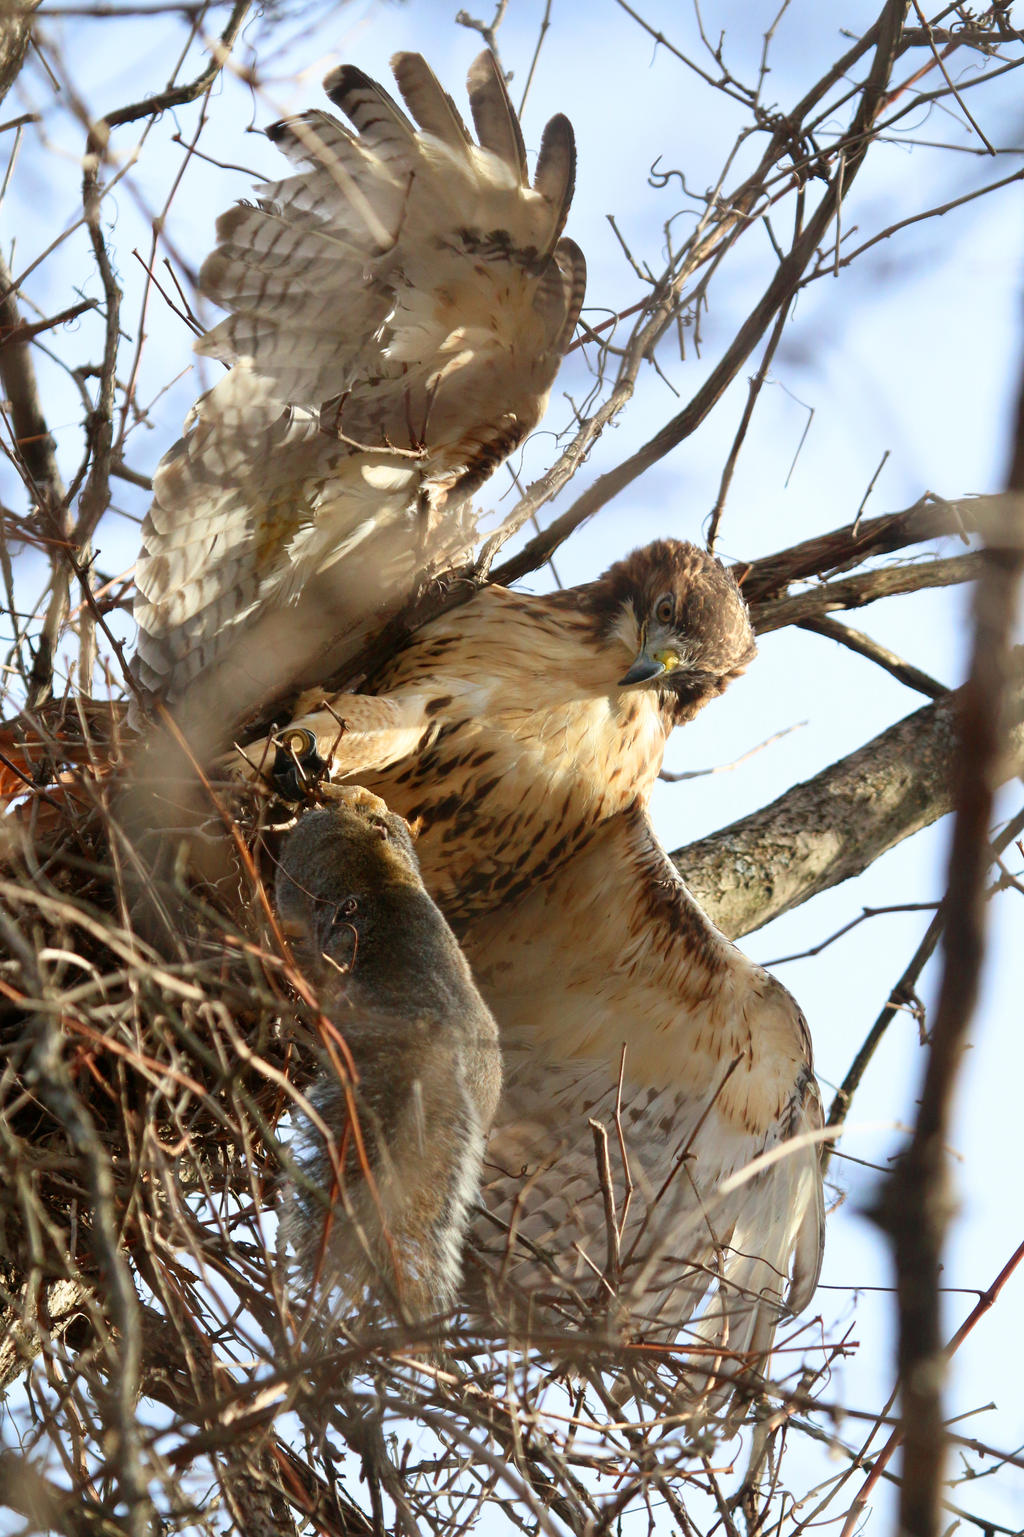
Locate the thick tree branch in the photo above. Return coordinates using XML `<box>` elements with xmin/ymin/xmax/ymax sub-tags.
<box><xmin>752</xmin><ymin>552</ymin><xmax>981</xmax><ymax>633</ymax></box>
<box><xmin>676</xmin><ymin>654</ymin><xmax>1024</xmax><ymax>939</ymax></box>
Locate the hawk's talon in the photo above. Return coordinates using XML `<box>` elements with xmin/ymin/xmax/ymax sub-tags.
<box><xmin>270</xmin><ymin>728</ymin><xmax>327</xmax><ymax>802</ymax></box>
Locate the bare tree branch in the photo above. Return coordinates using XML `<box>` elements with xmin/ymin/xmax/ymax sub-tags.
<box><xmin>799</xmin><ymin>615</ymin><xmax>948</xmax><ymax>699</ymax></box>
<box><xmin>678</xmin><ymin>654</ymin><xmax>1024</xmax><ymax>938</ymax></box>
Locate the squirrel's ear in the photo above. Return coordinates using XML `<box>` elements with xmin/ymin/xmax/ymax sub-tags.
<box><xmin>405</xmin><ymin>815</ymin><xmax>425</xmax><ymax>841</ymax></box>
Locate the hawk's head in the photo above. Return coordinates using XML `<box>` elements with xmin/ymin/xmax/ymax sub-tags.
<box><xmin>590</xmin><ymin>539</ymin><xmax>756</xmax><ymax>724</ymax></box>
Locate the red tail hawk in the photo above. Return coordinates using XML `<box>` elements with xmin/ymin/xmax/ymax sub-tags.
<box><xmin>253</xmin><ymin>539</ymin><xmax>757</xmax><ymax>922</ymax></box>
<box><xmin>130</xmin><ymin>49</ymin><xmax>823</xmax><ymax>1401</ymax></box>
<box><xmin>248</xmin><ymin>537</ymin><xmax>825</xmax><ymax>1387</ymax></box>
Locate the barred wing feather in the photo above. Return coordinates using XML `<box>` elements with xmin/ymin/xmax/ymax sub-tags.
<box><xmin>133</xmin><ymin>51</ymin><xmax>585</xmax><ymax>712</ymax></box>
<box><xmin>465</xmin><ymin>805</ymin><xmax>825</xmax><ymax>1396</ymax></box>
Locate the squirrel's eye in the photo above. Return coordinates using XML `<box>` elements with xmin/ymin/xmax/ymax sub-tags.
<box><xmin>654</xmin><ymin>594</ymin><xmax>674</xmax><ymax>625</ymax></box>
<box><xmin>337</xmin><ymin>897</ymin><xmax>358</xmax><ymax>920</ymax></box>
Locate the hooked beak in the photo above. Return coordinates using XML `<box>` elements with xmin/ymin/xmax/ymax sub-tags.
<box><xmin>619</xmin><ymin>651</ymin><xmax>666</xmax><ymax>686</ymax></box>
<box><xmin>619</xmin><ymin>641</ymin><xmax>681</xmax><ymax>687</ymax></box>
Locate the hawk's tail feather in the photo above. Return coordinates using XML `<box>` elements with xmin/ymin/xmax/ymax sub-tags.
<box><xmin>552</xmin><ymin>238</ymin><xmax>588</xmax><ymax>353</ymax></box>
<box><xmin>202</xmin><ymin>226</ymin><xmax>374</xmax><ymax>301</ymax></box>
<box><xmin>322</xmin><ymin>62</ymin><xmax>416</xmax><ymax>145</ymax></box>
<box><xmin>391</xmin><ymin>51</ymin><xmax>474</xmax><ymax>153</ymax></box>
<box><xmin>265</xmin><ymin>110</ymin><xmax>355</xmax><ymax>177</ymax></box>
<box><xmin>467</xmin><ymin>51</ymin><xmax>528</xmax><ymax>180</ymax></box>
<box><xmin>263</xmin><ymin>109</ymin><xmax>409</xmax><ymax>250</ymax></box>
<box><xmin>198</xmin><ymin>317</ymin><xmax>361</xmax><ymax>396</ymax></box>
<box><xmin>533</xmin><ymin>112</ymin><xmax>576</xmax><ymax>244</ymax></box>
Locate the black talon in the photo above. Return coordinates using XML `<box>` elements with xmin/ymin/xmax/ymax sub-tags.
<box><xmin>270</xmin><ymin>728</ymin><xmax>327</xmax><ymax>802</ymax></box>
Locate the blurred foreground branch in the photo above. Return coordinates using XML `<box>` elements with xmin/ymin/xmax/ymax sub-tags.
<box><xmin>873</xmin><ymin>472</ymin><xmax>1024</xmax><ymax>1527</ymax></box>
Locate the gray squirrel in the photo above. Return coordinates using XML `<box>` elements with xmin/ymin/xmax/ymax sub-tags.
<box><xmin>276</xmin><ymin>787</ymin><xmax>501</xmax><ymax>1317</ymax></box>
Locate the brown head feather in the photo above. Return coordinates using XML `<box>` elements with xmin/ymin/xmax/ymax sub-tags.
<box><xmin>584</xmin><ymin>539</ymin><xmax>756</xmax><ymax>723</ymax></box>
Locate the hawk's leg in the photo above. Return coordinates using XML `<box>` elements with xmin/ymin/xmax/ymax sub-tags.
<box><xmin>235</xmin><ymin>690</ymin><xmax>431</xmax><ymax>793</ymax></box>
<box><xmin>269</xmin><ymin>728</ymin><xmax>328</xmax><ymax>802</ymax></box>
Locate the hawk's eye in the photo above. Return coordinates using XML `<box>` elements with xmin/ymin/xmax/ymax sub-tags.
<box><xmin>654</xmin><ymin>593</ymin><xmax>674</xmax><ymax>625</ymax></box>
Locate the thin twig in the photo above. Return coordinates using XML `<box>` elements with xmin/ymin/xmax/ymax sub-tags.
<box><xmin>799</xmin><ymin>615</ymin><xmax>948</xmax><ymax>698</ymax></box>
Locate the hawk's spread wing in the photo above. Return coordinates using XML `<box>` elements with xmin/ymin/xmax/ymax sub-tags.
<box><xmin>133</xmin><ymin>51</ymin><xmax>585</xmax><ymax>714</ymax></box>
<box><xmin>464</xmin><ymin>804</ymin><xmax>825</xmax><ymax>1383</ymax></box>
